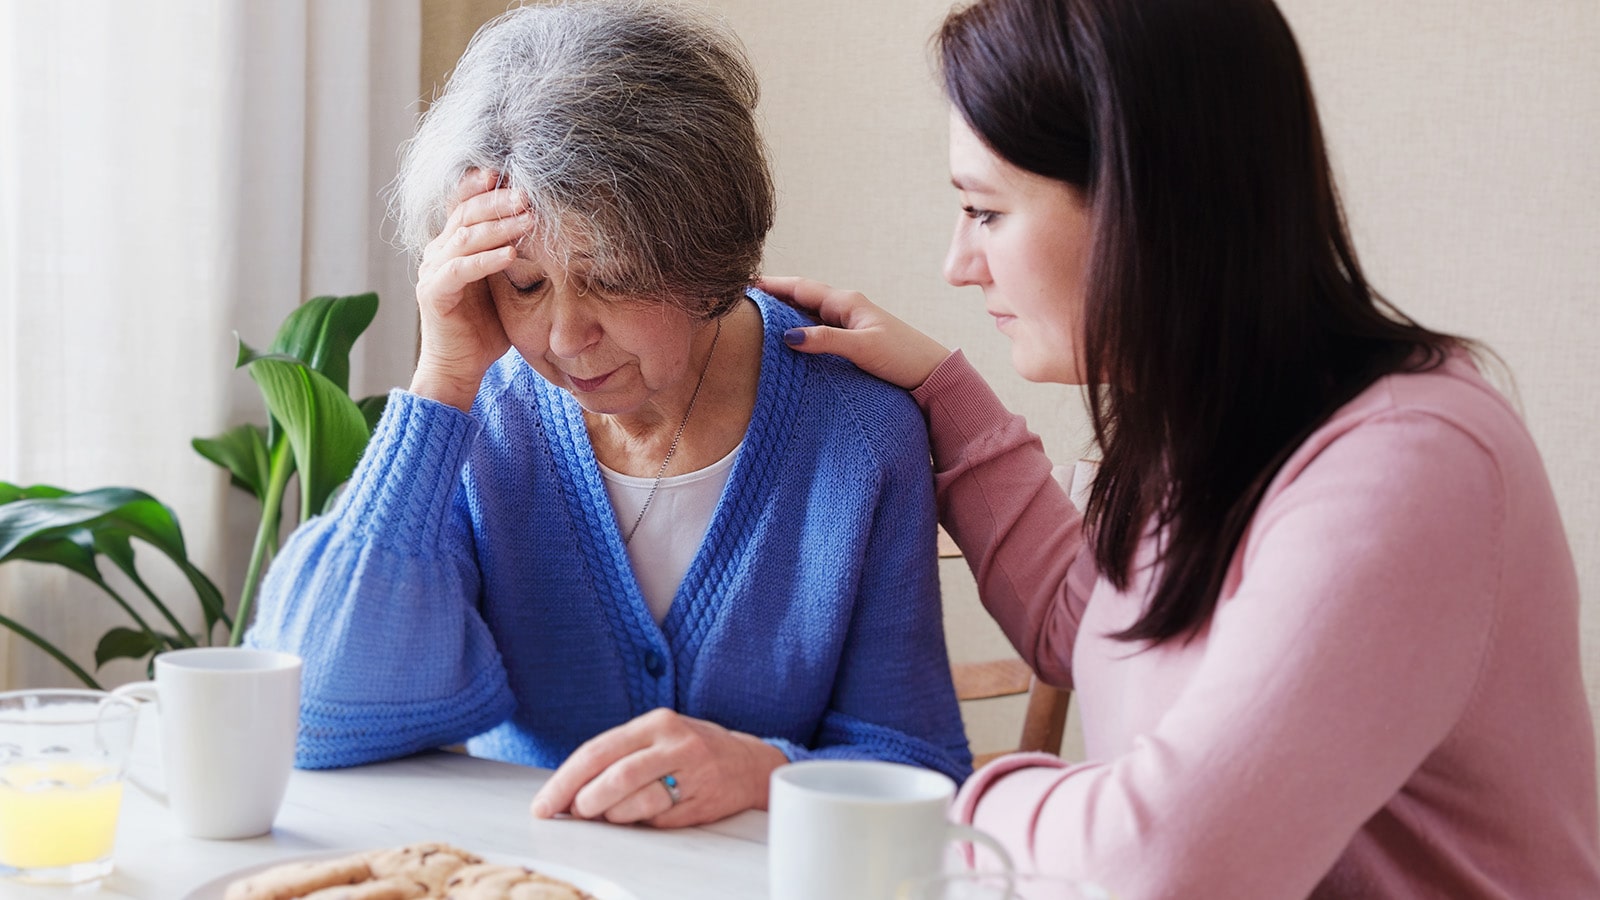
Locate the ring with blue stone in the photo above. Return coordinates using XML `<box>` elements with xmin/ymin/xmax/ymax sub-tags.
<box><xmin>659</xmin><ymin>774</ymin><xmax>683</xmax><ymax>805</ymax></box>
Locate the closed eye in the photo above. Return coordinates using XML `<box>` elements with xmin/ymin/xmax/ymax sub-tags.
<box><xmin>508</xmin><ymin>276</ymin><xmax>547</xmax><ymax>294</ymax></box>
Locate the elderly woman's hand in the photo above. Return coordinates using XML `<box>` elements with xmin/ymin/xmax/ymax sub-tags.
<box><xmin>409</xmin><ymin>169</ymin><xmax>528</xmax><ymax>412</ymax></box>
<box><xmin>760</xmin><ymin>275</ymin><xmax>952</xmax><ymax>391</ymax></box>
<box><xmin>529</xmin><ymin>708</ymin><xmax>788</xmax><ymax>828</ymax></box>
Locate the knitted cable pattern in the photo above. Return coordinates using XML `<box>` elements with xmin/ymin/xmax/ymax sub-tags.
<box><xmin>541</xmin><ymin>382</ymin><xmax>668</xmax><ymax>715</ymax></box>
<box><xmin>663</xmin><ymin>302</ymin><xmax>807</xmax><ymax>695</ymax></box>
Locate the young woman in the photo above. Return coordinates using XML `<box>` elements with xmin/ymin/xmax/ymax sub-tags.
<box><xmin>765</xmin><ymin>0</ymin><xmax>1600</xmax><ymax>894</ymax></box>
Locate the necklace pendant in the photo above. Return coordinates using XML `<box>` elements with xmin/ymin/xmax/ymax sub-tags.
<box><xmin>623</xmin><ymin>316</ymin><xmax>724</xmax><ymax>545</ymax></box>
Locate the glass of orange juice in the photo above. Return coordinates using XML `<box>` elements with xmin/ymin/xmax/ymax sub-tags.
<box><xmin>0</xmin><ymin>689</ymin><xmax>140</xmax><ymax>885</ymax></box>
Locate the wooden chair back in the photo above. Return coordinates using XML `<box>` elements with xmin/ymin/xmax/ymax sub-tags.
<box><xmin>951</xmin><ymin>658</ymin><xmax>1071</xmax><ymax>767</ymax></box>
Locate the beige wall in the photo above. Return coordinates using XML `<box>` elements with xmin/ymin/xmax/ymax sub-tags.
<box><xmin>425</xmin><ymin>1</ymin><xmax>1599</xmax><ymax>762</ymax></box>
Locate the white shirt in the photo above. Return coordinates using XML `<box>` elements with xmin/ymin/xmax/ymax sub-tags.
<box><xmin>598</xmin><ymin>442</ymin><xmax>742</xmax><ymax>624</ymax></box>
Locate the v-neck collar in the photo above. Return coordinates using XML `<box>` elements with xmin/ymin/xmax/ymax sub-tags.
<box><xmin>533</xmin><ymin>289</ymin><xmax>807</xmax><ymax>707</ymax></box>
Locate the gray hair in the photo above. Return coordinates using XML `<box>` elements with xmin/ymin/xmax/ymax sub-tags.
<box><xmin>391</xmin><ymin>0</ymin><xmax>774</xmax><ymax>317</ymax></box>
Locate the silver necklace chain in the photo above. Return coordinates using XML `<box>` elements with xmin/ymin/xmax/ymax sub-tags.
<box><xmin>623</xmin><ymin>316</ymin><xmax>723</xmax><ymax>545</ymax></box>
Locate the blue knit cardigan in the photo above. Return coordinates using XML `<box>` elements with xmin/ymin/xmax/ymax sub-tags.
<box><xmin>246</xmin><ymin>289</ymin><xmax>972</xmax><ymax>782</ymax></box>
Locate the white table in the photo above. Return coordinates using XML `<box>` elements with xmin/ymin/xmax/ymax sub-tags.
<box><xmin>6</xmin><ymin>750</ymin><xmax>770</xmax><ymax>899</ymax></box>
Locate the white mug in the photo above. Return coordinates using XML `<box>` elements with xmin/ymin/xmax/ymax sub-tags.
<box><xmin>112</xmin><ymin>647</ymin><xmax>301</xmax><ymax>839</ymax></box>
<box><xmin>769</xmin><ymin>760</ymin><xmax>1013</xmax><ymax>900</ymax></box>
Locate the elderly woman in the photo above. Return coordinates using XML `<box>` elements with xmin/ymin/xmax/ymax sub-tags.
<box><xmin>245</xmin><ymin>0</ymin><xmax>970</xmax><ymax>828</ymax></box>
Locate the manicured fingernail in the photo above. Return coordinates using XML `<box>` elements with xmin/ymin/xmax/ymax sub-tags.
<box><xmin>783</xmin><ymin>328</ymin><xmax>806</xmax><ymax>346</ymax></box>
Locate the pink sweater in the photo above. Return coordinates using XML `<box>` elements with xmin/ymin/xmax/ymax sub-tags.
<box><xmin>915</xmin><ymin>351</ymin><xmax>1600</xmax><ymax>898</ymax></box>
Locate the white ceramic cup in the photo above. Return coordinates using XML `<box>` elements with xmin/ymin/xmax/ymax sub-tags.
<box><xmin>769</xmin><ymin>760</ymin><xmax>1013</xmax><ymax>900</ymax></box>
<box><xmin>112</xmin><ymin>647</ymin><xmax>301</xmax><ymax>839</ymax></box>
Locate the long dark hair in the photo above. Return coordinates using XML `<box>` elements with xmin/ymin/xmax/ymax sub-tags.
<box><xmin>938</xmin><ymin>0</ymin><xmax>1464</xmax><ymax>643</ymax></box>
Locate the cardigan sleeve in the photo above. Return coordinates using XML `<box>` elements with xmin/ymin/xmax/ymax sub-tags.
<box><xmin>764</xmin><ymin>374</ymin><xmax>975</xmax><ymax>785</ymax></box>
<box><xmin>245</xmin><ymin>390</ymin><xmax>515</xmax><ymax>769</ymax></box>
<box><xmin>936</xmin><ymin>390</ymin><xmax>1507</xmax><ymax>897</ymax></box>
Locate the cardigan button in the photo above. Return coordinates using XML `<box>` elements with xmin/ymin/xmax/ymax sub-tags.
<box><xmin>644</xmin><ymin>651</ymin><xmax>665</xmax><ymax>678</ymax></box>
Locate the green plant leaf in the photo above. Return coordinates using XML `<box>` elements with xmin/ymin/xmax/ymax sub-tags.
<box><xmin>281</xmin><ymin>293</ymin><xmax>379</xmax><ymax>392</ymax></box>
<box><xmin>180</xmin><ymin>562</ymin><xmax>230</xmax><ymax>640</ymax></box>
<box><xmin>7</xmin><ymin>528</ymin><xmax>103</xmax><ymax>582</ymax></box>
<box><xmin>0</xmin><ymin>485</ymin><xmax>228</xmax><ymax>638</ymax></box>
<box><xmin>0</xmin><ymin>487</ymin><xmax>171</xmax><ymax>561</ymax></box>
<box><xmin>237</xmin><ymin>293</ymin><xmax>378</xmax><ymax>393</ymax></box>
<box><xmin>246</xmin><ymin>359</ymin><xmax>370</xmax><ymax>518</ymax></box>
<box><xmin>1</xmin><ymin>293</ymin><xmax>381</xmax><ymax>680</ymax></box>
<box><xmin>234</xmin><ymin>338</ymin><xmax>290</xmax><ymax>454</ymax></box>
<box><xmin>0</xmin><ymin>482</ymin><xmax>72</xmax><ymax>504</ymax></box>
<box><xmin>192</xmin><ymin>424</ymin><xmax>272</xmax><ymax>500</ymax></box>
<box><xmin>94</xmin><ymin>627</ymin><xmax>168</xmax><ymax>670</ymax></box>
<box><xmin>234</xmin><ymin>293</ymin><xmax>377</xmax><ymax>460</ymax></box>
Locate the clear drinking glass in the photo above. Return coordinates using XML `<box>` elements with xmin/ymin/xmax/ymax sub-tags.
<box><xmin>898</xmin><ymin>871</ymin><xmax>1117</xmax><ymax>900</ymax></box>
<box><xmin>0</xmin><ymin>689</ymin><xmax>141</xmax><ymax>885</ymax></box>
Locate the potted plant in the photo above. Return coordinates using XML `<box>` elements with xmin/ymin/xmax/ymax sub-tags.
<box><xmin>0</xmin><ymin>292</ymin><xmax>387</xmax><ymax>687</ymax></box>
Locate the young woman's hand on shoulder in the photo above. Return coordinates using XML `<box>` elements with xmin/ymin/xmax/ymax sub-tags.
<box><xmin>761</xmin><ymin>275</ymin><xmax>951</xmax><ymax>391</ymax></box>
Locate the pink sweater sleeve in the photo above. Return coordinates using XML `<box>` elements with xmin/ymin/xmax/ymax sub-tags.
<box><xmin>917</xmin><ymin>354</ymin><xmax>1507</xmax><ymax>898</ymax></box>
<box><xmin>912</xmin><ymin>351</ymin><xmax>1096</xmax><ymax>687</ymax></box>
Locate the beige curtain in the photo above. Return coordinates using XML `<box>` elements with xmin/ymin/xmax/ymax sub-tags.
<box><xmin>0</xmin><ymin>1</ymin><xmax>421</xmax><ymax>689</ymax></box>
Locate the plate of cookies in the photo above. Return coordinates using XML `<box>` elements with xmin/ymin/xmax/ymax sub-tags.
<box><xmin>182</xmin><ymin>841</ymin><xmax>639</xmax><ymax>900</ymax></box>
